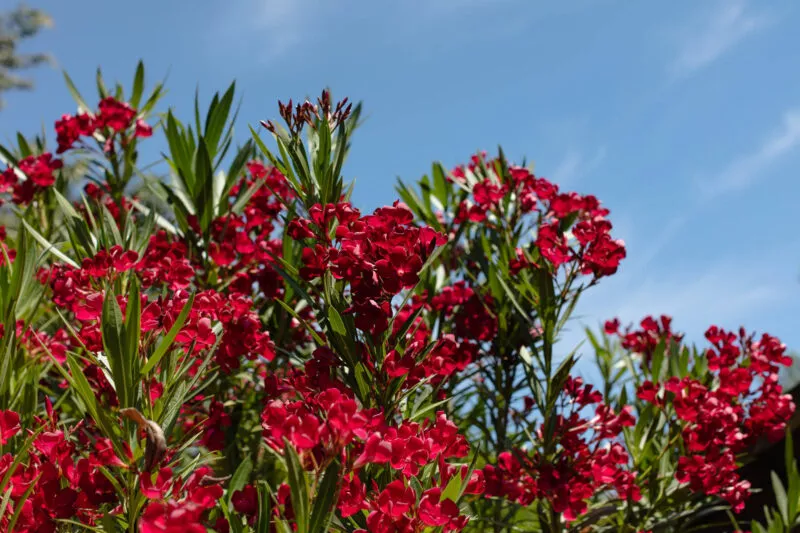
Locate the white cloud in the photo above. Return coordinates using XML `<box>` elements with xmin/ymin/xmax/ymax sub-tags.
<box><xmin>550</xmin><ymin>147</ymin><xmax>607</xmax><ymax>187</ymax></box>
<box><xmin>560</xmin><ymin>256</ymin><xmax>787</xmax><ymax>359</ymax></box>
<box><xmin>670</xmin><ymin>0</ymin><xmax>771</xmax><ymax>77</ymax></box>
<box><xmin>625</xmin><ymin>215</ymin><xmax>687</xmax><ymax>274</ymax></box>
<box><xmin>249</xmin><ymin>0</ymin><xmax>305</xmax><ymax>60</ymax></box>
<box><xmin>216</xmin><ymin>0</ymin><xmax>332</xmax><ymax>63</ymax></box>
<box><xmin>701</xmin><ymin>109</ymin><xmax>800</xmax><ymax>197</ymax></box>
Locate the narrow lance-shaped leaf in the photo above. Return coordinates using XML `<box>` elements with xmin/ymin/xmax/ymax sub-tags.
<box><xmin>142</xmin><ymin>293</ymin><xmax>195</xmax><ymax>375</ymax></box>
<box><xmin>101</xmin><ymin>289</ymin><xmax>129</xmax><ymax>407</ymax></box>
<box><xmin>308</xmin><ymin>459</ymin><xmax>341</xmax><ymax>533</ymax></box>
<box><xmin>283</xmin><ymin>440</ymin><xmax>310</xmax><ymax>533</ymax></box>
<box><xmin>125</xmin><ymin>277</ymin><xmax>142</xmax><ymax>387</ymax></box>
<box><xmin>130</xmin><ymin>61</ymin><xmax>145</xmax><ymax>109</ymax></box>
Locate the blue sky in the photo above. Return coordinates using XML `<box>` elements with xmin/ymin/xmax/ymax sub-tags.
<box><xmin>3</xmin><ymin>0</ymin><xmax>800</xmax><ymax>359</ymax></box>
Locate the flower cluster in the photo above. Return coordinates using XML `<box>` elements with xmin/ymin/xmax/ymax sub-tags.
<box><xmin>484</xmin><ymin>377</ymin><xmax>640</xmax><ymax>521</ymax></box>
<box><xmin>254</xmin><ymin>339</ymin><xmax>483</xmax><ymax>533</ymax></box>
<box><xmin>41</xmin><ymin>245</ymin><xmax>275</xmax><ymax>374</ymax></box>
<box><xmin>0</xmin><ymin>404</ymin><xmax>126</xmax><ymax>531</ymax></box>
<box><xmin>0</xmin><ymin>152</ymin><xmax>63</xmax><ymax>205</ymax></box>
<box><xmin>291</xmin><ymin>201</ymin><xmax>445</xmax><ymax>336</ymax></box>
<box><xmin>138</xmin><ymin>466</ymin><xmax>223</xmax><ymax>533</ymax></box>
<box><xmin>449</xmin><ymin>154</ymin><xmax>626</xmax><ymax>279</ymax></box>
<box><xmin>1</xmin><ymin>72</ymin><xmax>793</xmax><ymax>533</ymax></box>
<box><xmin>607</xmin><ymin>317</ymin><xmax>797</xmax><ymax>512</ymax></box>
<box><xmin>55</xmin><ymin>96</ymin><xmax>152</xmax><ymax>154</ymax></box>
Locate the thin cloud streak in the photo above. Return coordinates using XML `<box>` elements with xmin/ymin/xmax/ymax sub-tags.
<box><xmin>700</xmin><ymin>109</ymin><xmax>800</xmax><ymax>197</ymax></box>
<box><xmin>568</xmin><ymin>248</ymin><xmax>792</xmax><ymax>351</ymax></box>
<box><xmin>215</xmin><ymin>0</ymin><xmax>329</xmax><ymax>64</ymax></box>
<box><xmin>550</xmin><ymin>147</ymin><xmax>607</xmax><ymax>187</ymax></box>
<box><xmin>670</xmin><ymin>0</ymin><xmax>771</xmax><ymax>78</ymax></box>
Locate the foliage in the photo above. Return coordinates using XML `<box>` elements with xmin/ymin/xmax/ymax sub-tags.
<box><xmin>741</xmin><ymin>432</ymin><xmax>800</xmax><ymax>533</ymax></box>
<box><xmin>0</xmin><ymin>63</ymin><xmax>796</xmax><ymax>533</ymax></box>
<box><xmin>0</xmin><ymin>3</ymin><xmax>52</xmax><ymax>109</ymax></box>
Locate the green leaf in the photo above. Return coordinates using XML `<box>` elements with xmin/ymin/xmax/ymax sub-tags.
<box><xmin>0</xmin><ymin>488</ymin><xmax>12</xmax><ymax>524</ymax></box>
<box><xmin>20</xmin><ymin>219</ymin><xmax>78</xmax><ymax>268</ymax></box>
<box><xmin>165</xmin><ymin>112</ymin><xmax>193</xmax><ymax>193</ymax></box>
<box><xmin>205</xmin><ymin>82</ymin><xmax>236</xmax><ymax>157</ymax></box>
<box><xmin>275</xmin><ymin>299</ymin><xmax>325</xmax><ymax>347</ymax></box>
<box><xmin>227</xmin><ymin>457</ymin><xmax>253</xmax><ymax>504</ymax></box>
<box><xmin>432</xmin><ymin>162</ymin><xmax>449</xmax><ymax>205</ymax></box>
<box><xmin>129</xmin><ymin>198</ymin><xmax>182</xmax><ymax>237</ymax></box>
<box><xmin>785</xmin><ymin>431</ymin><xmax>799</xmax><ymax>522</ymax></box>
<box><xmin>125</xmin><ymin>277</ymin><xmax>142</xmax><ymax>386</ymax></box>
<box><xmin>140</xmin><ymin>82</ymin><xmax>164</xmax><ymax>115</ymax></box>
<box><xmin>101</xmin><ymin>288</ymin><xmax>129</xmax><ymax>407</ymax></box>
<box><xmin>230</xmin><ymin>175</ymin><xmax>265</xmax><ymax>216</ymax></box>
<box><xmin>63</xmin><ymin>71</ymin><xmax>91</xmax><ymax>112</ymax></box>
<box><xmin>159</xmin><ymin>381</ymin><xmax>189</xmax><ymax>436</ymax></box>
<box><xmin>194</xmin><ymin>137</ymin><xmax>214</xmax><ymax>231</ymax></box>
<box><xmin>142</xmin><ymin>293</ymin><xmax>194</xmax><ymax>375</ymax></box>
<box><xmin>16</xmin><ymin>133</ymin><xmax>32</xmax><ymax>157</ymax></box>
<box><xmin>95</xmin><ymin>67</ymin><xmax>109</xmax><ymax>98</ymax></box>
<box><xmin>256</xmin><ymin>481</ymin><xmax>273</xmax><ymax>533</ymax></box>
<box><xmin>326</xmin><ymin>306</ymin><xmax>347</xmax><ymax>336</ymax></box>
<box><xmin>353</xmin><ymin>362</ymin><xmax>372</xmax><ymax>403</ymax></box>
<box><xmin>283</xmin><ymin>440</ymin><xmax>310</xmax><ymax>533</ymax></box>
<box><xmin>101</xmin><ymin>512</ymin><xmax>118</xmax><ymax>533</ymax></box>
<box><xmin>496</xmin><ymin>272</ymin><xmax>532</xmax><ymax>324</ymax></box>
<box><xmin>772</xmin><ymin>471</ymin><xmax>789</xmax><ymax>524</ymax></box>
<box><xmin>222</xmin><ymin>141</ymin><xmax>254</xmax><ymax>215</ymax></box>
<box><xmin>308</xmin><ymin>459</ymin><xmax>341</xmax><ymax>533</ymax></box>
<box><xmin>457</xmin><ymin>447</ymin><xmax>481</xmax><ymax>501</ymax></box>
<box><xmin>441</xmin><ymin>470</ymin><xmax>462</xmax><ymax>503</ymax></box>
<box><xmin>100</xmin><ymin>203</ymin><xmax>124</xmax><ymax>247</ymax></box>
<box><xmin>130</xmin><ymin>61</ymin><xmax>145</xmax><ymax>109</ymax></box>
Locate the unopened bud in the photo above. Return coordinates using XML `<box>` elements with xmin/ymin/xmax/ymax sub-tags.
<box><xmin>121</xmin><ymin>408</ymin><xmax>167</xmax><ymax>473</ymax></box>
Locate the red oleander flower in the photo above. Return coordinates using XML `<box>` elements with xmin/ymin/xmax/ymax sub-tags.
<box><xmin>0</xmin><ymin>410</ymin><xmax>20</xmax><ymax>445</ymax></box>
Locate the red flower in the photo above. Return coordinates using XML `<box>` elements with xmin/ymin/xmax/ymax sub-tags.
<box><xmin>141</xmin><ymin>467</ymin><xmax>173</xmax><ymax>499</ymax></box>
<box><xmin>0</xmin><ymin>410</ymin><xmax>20</xmax><ymax>444</ymax></box>
<box><xmin>97</xmin><ymin>97</ymin><xmax>136</xmax><ymax>132</ymax></box>
<box><xmin>18</xmin><ymin>153</ymin><xmax>63</xmax><ymax>187</ymax></box>
<box><xmin>419</xmin><ymin>487</ymin><xmax>463</xmax><ymax>529</ymax></box>
<box><xmin>139</xmin><ymin>500</ymin><xmax>207</xmax><ymax>533</ymax></box>
<box><xmin>135</xmin><ymin>119</ymin><xmax>153</xmax><ymax>138</ymax></box>
<box><xmin>376</xmin><ymin>479</ymin><xmax>415</xmax><ymax>517</ymax></box>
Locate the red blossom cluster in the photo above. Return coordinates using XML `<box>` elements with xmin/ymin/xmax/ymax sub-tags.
<box><xmin>238</xmin><ymin>333</ymin><xmax>483</xmax><ymax>533</ymax></box>
<box><xmin>260</xmin><ymin>385</ymin><xmax>480</xmax><ymax>532</ymax></box>
<box><xmin>55</xmin><ymin>96</ymin><xmax>152</xmax><ymax>154</ymax></box>
<box><xmin>449</xmin><ymin>154</ymin><xmax>626</xmax><ymax>279</ymax></box>
<box><xmin>0</xmin><ymin>403</ymin><xmax>129</xmax><ymax>531</ymax></box>
<box><xmin>291</xmin><ymin>201</ymin><xmax>445</xmax><ymax>336</ymax></box>
<box><xmin>205</xmin><ymin>161</ymin><xmax>293</xmax><ymax>297</ymax></box>
<box><xmin>484</xmin><ymin>377</ymin><xmax>640</xmax><ymax>521</ymax></box>
<box><xmin>40</xmin><ymin>242</ymin><xmax>274</xmax><ymax>374</ymax></box>
<box><xmin>607</xmin><ymin>317</ymin><xmax>796</xmax><ymax>512</ymax></box>
<box><xmin>605</xmin><ymin>315</ymin><xmax>685</xmax><ymax>364</ymax></box>
<box><xmin>2</xmin><ymin>77</ymin><xmax>794</xmax><ymax>533</ymax></box>
<box><xmin>138</xmin><ymin>466</ymin><xmax>224</xmax><ymax>533</ymax></box>
<box><xmin>0</xmin><ymin>153</ymin><xmax>63</xmax><ymax>206</ymax></box>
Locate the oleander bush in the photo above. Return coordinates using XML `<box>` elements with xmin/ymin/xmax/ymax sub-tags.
<box><xmin>0</xmin><ymin>63</ymin><xmax>795</xmax><ymax>533</ymax></box>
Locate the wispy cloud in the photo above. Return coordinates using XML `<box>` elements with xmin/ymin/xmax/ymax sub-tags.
<box><xmin>550</xmin><ymin>147</ymin><xmax>607</xmax><ymax>187</ymax></box>
<box><xmin>215</xmin><ymin>0</ymin><xmax>331</xmax><ymax>63</ymax></box>
<box><xmin>566</xmin><ymin>247</ymin><xmax>793</xmax><ymax>351</ymax></box>
<box><xmin>248</xmin><ymin>0</ymin><xmax>306</xmax><ymax>61</ymax></box>
<box><xmin>700</xmin><ymin>109</ymin><xmax>800</xmax><ymax>197</ymax></box>
<box><xmin>670</xmin><ymin>0</ymin><xmax>771</xmax><ymax>77</ymax></box>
